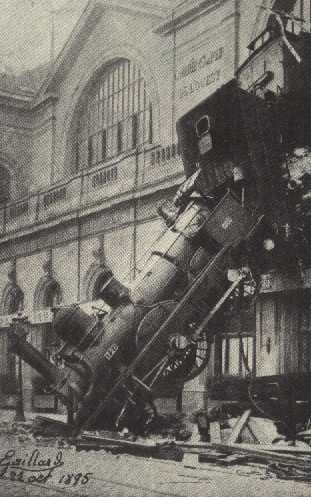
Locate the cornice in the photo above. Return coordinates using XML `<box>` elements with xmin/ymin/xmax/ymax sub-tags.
<box><xmin>100</xmin><ymin>0</ymin><xmax>170</xmax><ymax>18</ymax></box>
<box><xmin>154</xmin><ymin>0</ymin><xmax>231</xmax><ymax>35</ymax></box>
<box><xmin>0</xmin><ymin>173</ymin><xmax>183</xmax><ymax>248</ymax></box>
<box><xmin>36</xmin><ymin>0</ymin><xmax>169</xmax><ymax>100</ymax></box>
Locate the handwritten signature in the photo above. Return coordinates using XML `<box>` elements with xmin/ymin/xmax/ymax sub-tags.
<box><xmin>0</xmin><ymin>449</ymin><xmax>93</xmax><ymax>486</ymax></box>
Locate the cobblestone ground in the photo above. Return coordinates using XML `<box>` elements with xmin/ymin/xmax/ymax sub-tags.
<box><xmin>0</xmin><ymin>410</ymin><xmax>310</xmax><ymax>497</ymax></box>
<box><xmin>0</xmin><ymin>437</ymin><xmax>311</xmax><ymax>497</ymax></box>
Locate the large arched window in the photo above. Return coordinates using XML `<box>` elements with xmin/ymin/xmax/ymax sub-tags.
<box><xmin>75</xmin><ymin>59</ymin><xmax>153</xmax><ymax>169</ymax></box>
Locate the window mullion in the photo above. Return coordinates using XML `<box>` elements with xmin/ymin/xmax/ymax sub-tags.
<box><xmin>76</xmin><ymin>59</ymin><xmax>151</xmax><ymax>168</ymax></box>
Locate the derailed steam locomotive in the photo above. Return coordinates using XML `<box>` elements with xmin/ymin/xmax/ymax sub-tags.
<box><xmin>10</xmin><ymin>79</ymin><xmax>310</xmax><ymax>434</ymax></box>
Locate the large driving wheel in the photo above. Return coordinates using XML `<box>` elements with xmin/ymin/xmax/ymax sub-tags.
<box><xmin>136</xmin><ymin>301</ymin><xmax>212</xmax><ymax>389</ymax></box>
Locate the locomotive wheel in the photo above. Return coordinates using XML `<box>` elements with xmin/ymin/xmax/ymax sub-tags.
<box><xmin>136</xmin><ymin>301</ymin><xmax>211</xmax><ymax>387</ymax></box>
<box><xmin>179</xmin><ymin>331</ymin><xmax>211</xmax><ymax>382</ymax></box>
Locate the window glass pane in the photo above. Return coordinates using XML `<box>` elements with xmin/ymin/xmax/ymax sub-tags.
<box><xmin>241</xmin><ymin>336</ymin><xmax>253</xmax><ymax>376</ymax></box>
<box><xmin>0</xmin><ymin>166</ymin><xmax>9</xmax><ymax>203</ymax></box>
<box><xmin>138</xmin><ymin>111</ymin><xmax>145</xmax><ymax>145</ymax></box>
<box><xmin>97</xmin><ymin>131</ymin><xmax>102</xmax><ymax>161</ymax></box>
<box><xmin>98</xmin><ymin>100</ymin><xmax>103</xmax><ymax>129</ymax></box>
<box><xmin>79</xmin><ymin>139</ymin><xmax>88</xmax><ymax>169</ymax></box>
<box><xmin>101</xmin><ymin>129</ymin><xmax>107</xmax><ymax>161</ymax></box>
<box><xmin>102</xmin><ymin>98</ymin><xmax>107</xmax><ymax>129</ymax></box>
<box><xmin>123</xmin><ymin>85</ymin><xmax>129</xmax><ymax>117</ymax></box>
<box><xmin>228</xmin><ymin>338</ymin><xmax>240</xmax><ymax>375</ymax></box>
<box><xmin>107</xmin><ymin>128</ymin><xmax>113</xmax><ymax>158</ymax></box>
<box><xmin>87</xmin><ymin>136</ymin><xmax>92</xmax><ymax>167</ymax></box>
<box><xmin>111</xmin><ymin>125</ymin><xmax>118</xmax><ymax>156</ymax></box>
<box><xmin>88</xmin><ymin>134</ymin><xmax>98</xmax><ymax>166</ymax></box>
<box><xmin>125</xmin><ymin>116</ymin><xmax>131</xmax><ymax>151</ymax></box>
<box><xmin>149</xmin><ymin>103</ymin><xmax>153</xmax><ymax>144</ymax></box>
<box><xmin>91</xmin><ymin>100</ymin><xmax>98</xmax><ymax>133</ymax></box>
<box><xmin>139</xmin><ymin>78</ymin><xmax>145</xmax><ymax>112</ymax></box>
<box><xmin>117</xmin><ymin>122</ymin><xmax>123</xmax><ymax>154</ymax></box>
<box><xmin>222</xmin><ymin>339</ymin><xmax>227</xmax><ymax>375</ymax></box>
<box><xmin>132</xmin><ymin>113</ymin><xmax>138</xmax><ymax>148</ymax></box>
<box><xmin>108</xmin><ymin>70</ymin><xmax>113</xmax><ymax>97</ymax></box>
<box><xmin>75</xmin><ymin>140</ymin><xmax>80</xmax><ymax>171</ymax></box>
<box><xmin>144</xmin><ymin>108</ymin><xmax>150</xmax><ymax>145</ymax></box>
<box><xmin>133</xmin><ymin>81</ymin><xmax>138</xmax><ymax>113</ymax></box>
<box><xmin>118</xmin><ymin>88</ymin><xmax>122</xmax><ymax>120</ymax></box>
<box><xmin>108</xmin><ymin>96</ymin><xmax>113</xmax><ymax>126</ymax></box>
<box><xmin>103</xmin><ymin>77</ymin><xmax>108</xmax><ymax>99</ymax></box>
<box><xmin>99</xmin><ymin>83</ymin><xmax>103</xmax><ymax>100</ymax></box>
<box><xmin>128</xmin><ymin>82</ymin><xmax>134</xmax><ymax>116</ymax></box>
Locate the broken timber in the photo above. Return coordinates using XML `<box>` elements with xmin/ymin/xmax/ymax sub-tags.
<box><xmin>31</xmin><ymin>415</ymin><xmax>311</xmax><ymax>476</ymax></box>
<box><xmin>72</xmin><ymin>431</ymin><xmax>311</xmax><ymax>469</ymax></box>
<box><xmin>177</xmin><ymin>441</ymin><xmax>311</xmax><ymax>468</ymax></box>
<box><xmin>227</xmin><ymin>409</ymin><xmax>251</xmax><ymax>444</ymax></box>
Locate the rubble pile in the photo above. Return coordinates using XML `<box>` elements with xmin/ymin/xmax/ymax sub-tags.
<box><xmin>0</xmin><ymin>419</ymin><xmax>35</xmax><ymax>444</ymax></box>
<box><xmin>2</xmin><ymin>405</ymin><xmax>311</xmax><ymax>483</ymax></box>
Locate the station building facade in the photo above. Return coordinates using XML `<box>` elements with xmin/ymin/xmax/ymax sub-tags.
<box><xmin>0</xmin><ymin>0</ymin><xmax>309</xmax><ymax>413</ymax></box>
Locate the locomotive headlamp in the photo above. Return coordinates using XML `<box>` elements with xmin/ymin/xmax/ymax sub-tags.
<box><xmin>196</xmin><ymin>115</ymin><xmax>211</xmax><ymax>138</ymax></box>
<box><xmin>263</xmin><ymin>238</ymin><xmax>275</xmax><ymax>251</ymax></box>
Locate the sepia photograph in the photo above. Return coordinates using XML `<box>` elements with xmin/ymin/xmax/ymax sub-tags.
<box><xmin>0</xmin><ymin>0</ymin><xmax>311</xmax><ymax>495</ymax></box>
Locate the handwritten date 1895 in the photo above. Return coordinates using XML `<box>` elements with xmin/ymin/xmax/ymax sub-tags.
<box><xmin>0</xmin><ymin>449</ymin><xmax>93</xmax><ymax>487</ymax></box>
<box><xmin>58</xmin><ymin>472</ymin><xmax>93</xmax><ymax>486</ymax></box>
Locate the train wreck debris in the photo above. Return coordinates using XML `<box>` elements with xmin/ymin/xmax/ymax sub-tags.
<box><xmin>8</xmin><ymin>77</ymin><xmax>311</xmax><ymax>439</ymax></box>
<box><xmin>10</xmin><ymin>185</ymin><xmax>261</xmax><ymax>435</ymax></box>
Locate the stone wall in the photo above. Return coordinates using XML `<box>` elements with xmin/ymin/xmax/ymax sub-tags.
<box><xmin>0</xmin><ymin>0</ymin><xmax>263</xmax><ymax>413</ymax></box>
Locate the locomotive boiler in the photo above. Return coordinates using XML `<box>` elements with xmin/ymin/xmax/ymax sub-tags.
<box><xmin>10</xmin><ymin>80</ymin><xmax>294</xmax><ymax>435</ymax></box>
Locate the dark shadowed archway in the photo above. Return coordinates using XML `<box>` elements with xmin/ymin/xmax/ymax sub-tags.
<box><xmin>32</xmin><ymin>276</ymin><xmax>62</xmax><ymax>410</ymax></box>
<box><xmin>0</xmin><ymin>282</ymin><xmax>24</xmax><ymax>396</ymax></box>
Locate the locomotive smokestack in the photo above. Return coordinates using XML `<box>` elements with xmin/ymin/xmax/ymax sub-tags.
<box><xmin>9</xmin><ymin>330</ymin><xmax>69</xmax><ymax>398</ymax></box>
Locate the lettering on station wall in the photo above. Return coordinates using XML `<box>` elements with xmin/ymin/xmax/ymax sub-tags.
<box><xmin>43</xmin><ymin>187</ymin><xmax>67</xmax><ymax>208</ymax></box>
<box><xmin>178</xmin><ymin>70</ymin><xmax>221</xmax><ymax>99</ymax></box>
<box><xmin>177</xmin><ymin>47</ymin><xmax>223</xmax><ymax>81</ymax></box>
<box><xmin>9</xmin><ymin>202</ymin><xmax>29</xmax><ymax>219</ymax></box>
<box><xmin>92</xmin><ymin>166</ymin><xmax>118</xmax><ymax>189</ymax></box>
<box><xmin>177</xmin><ymin>46</ymin><xmax>224</xmax><ymax>102</ymax></box>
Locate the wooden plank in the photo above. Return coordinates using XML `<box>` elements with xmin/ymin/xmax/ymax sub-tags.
<box><xmin>177</xmin><ymin>441</ymin><xmax>311</xmax><ymax>468</ymax></box>
<box><xmin>209</xmin><ymin>421</ymin><xmax>222</xmax><ymax>443</ymax></box>
<box><xmin>81</xmin><ymin>432</ymin><xmax>156</xmax><ymax>449</ymax></box>
<box><xmin>177</xmin><ymin>440</ymin><xmax>311</xmax><ymax>455</ymax></box>
<box><xmin>227</xmin><ymin>409</ymin><xmax>251</xmax><ymax>444</ymax></box>
<box><xmin>235</xmin><ymin>442</ymin><xmax>311</xmax><ymax>454</ymax></box>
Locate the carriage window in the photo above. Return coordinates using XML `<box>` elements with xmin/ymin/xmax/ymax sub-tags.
<box><xmin>222</xmin><ymin>335</ymin><xmax>254</xmax><ymax>376</ymax></box>
<box><xmin>75</xmin><ymin>59</ymin><xmax>153</xmax><ymax>169</ymax></box>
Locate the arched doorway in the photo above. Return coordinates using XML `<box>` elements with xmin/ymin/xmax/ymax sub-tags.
<box><xmin>0</xmin><ymin>282</ymin><xmax>24</xmax><ymax>402</ymax></box>
<box><xmin>37</xmin><ymin>278</ymin><xmax>62</xmax><ymax>361</ymax></box>
<box><xmin>92</xmin><ymin>269</ymin><xmax>112</xmax><ymax>301</ymax></box>
<box><xmin>32</xmin><ymin>277</ymin><xmax>62</xmax><ymax>411</ymax></box>
<box><xmin>82</xmin><ymin>262</ymin><xmax>112</xmax><ymax>303</ymax></box>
